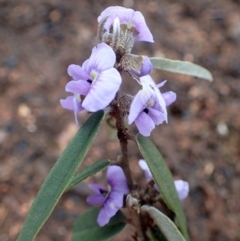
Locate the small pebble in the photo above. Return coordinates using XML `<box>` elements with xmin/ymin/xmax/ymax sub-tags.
<box><xmin>216</xmin><ymin>122</ymin><xmax>229</xmax><ymax>136</ymax></box>
<box><xmin>18</xmin><ymin>104</ymin><xmax>31</xmax><ymax>118</ymax></box>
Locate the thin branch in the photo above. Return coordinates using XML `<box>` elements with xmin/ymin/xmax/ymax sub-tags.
<box><xmin>115</xmin><ymin>105</ymin><xmax>134</xmax><ymax>190</ymax></box>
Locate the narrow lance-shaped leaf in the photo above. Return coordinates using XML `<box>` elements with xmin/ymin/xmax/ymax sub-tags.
<box><xmin>137</xmin><ymin>134</ymin><xmax>189</xmax><ymax>241</ymax></box>
<box><xmin>149</xmin><ymin>227</ymin><xmax>167</xmax><ymax>241</ymax></box>
<box><xmin>149</xmin><ymin>225</ymin><xmax>168</xmax><ymax>241</ymax></box>
<box><xmin>142</xmin><ymin>205</ymin><xmax>186</xmax><ymax>241</ymax></box>
<box><xmin>17</xmin><ymin>110</ymin><xmax>105</xmax><ymax>241</ymax></box>
<box><xmin>72</xmin><ymin>207</ymin><xmax>126</xmax><ymax>241</ymax></box>
<box><xmin>150</xmin><ymin>57</ymin><xmax>213</xmax><ymax>81</ymax></box>
<box><xmin>65</xmin><ymin>159</ymin><xmax>110</xmax><ymax>191</ymax></box>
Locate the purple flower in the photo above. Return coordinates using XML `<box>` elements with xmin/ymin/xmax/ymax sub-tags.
<box><xmin>60</xmin><ymin>43</ymin><xmax>121</xmax><ymax>124</ymax></box>
<box><xmin>139</xmin><ymin>56</ymin><xmax>153</xmax><ymax>77</ymax></box>
<box><xmin>87</xmin><ymin>166</ymin><xmax>129</xmax><ymax>227</ymax></box>
<box><xmin>98</xmin><ymin>6</ymin><xmax>154</xmax><ymax>43</ymax></box>
<box><xmin>173</xmin><ymin>180</ymin><xmax>189</xmax><ymax>200</ymax></box>
<box><xmin>138</xmin><ymin>159</ymin><xmax>153</xmax><ymax>182</ymax></box>
<box><xmin>60</xmin><ymin>95</ymin><xmax>84</xmax><ymax>125</ymax></box>
<box><xmin>128</xmin><ymin>75</ymin><xmax>176</xmax><ymax>136</ymax></box>
<box><xmin>139</xmin><ymin>159</ymin><xmax>189</xmax><ymax>200</ymax></box>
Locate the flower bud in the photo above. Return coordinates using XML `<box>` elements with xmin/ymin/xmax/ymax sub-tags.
<box><xmin>138</xmin><ymin>56</ymin><xmax>153</xmax><ymax>77</ymax></box>
<box><xmin>120</xmin><ymin>54</ymin><xmax>152</xmax><ymax>77</ymax></box>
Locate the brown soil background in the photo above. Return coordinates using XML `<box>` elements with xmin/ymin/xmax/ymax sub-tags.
<box><xmin>0</xmin><ymin>0</ymin><xmax>240</xmax><ymax>240</ymax></box>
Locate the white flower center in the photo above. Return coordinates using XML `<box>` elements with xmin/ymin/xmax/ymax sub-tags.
<box><xmin>76</xmin><ymin>94</ymin><xmax>81</xmax><ymax>101</ymax></box>
<box><xmin>90</xmin><ymin>70</ymin><xmax>98</xmax><ymax>82</ymax></box>
<box><xmin>102</xmin><ymin>184</ymin><xmax>112</xmax><ymax>199</ymax></box>
<box><xmin>147</xmin><ymin>98</ymin><xmax>154</xmax><ymax>108</ymax></box>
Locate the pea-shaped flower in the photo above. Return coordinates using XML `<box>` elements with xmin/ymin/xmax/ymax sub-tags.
<box><xmin>60</xmin><ymin>43</ymin><xmax>121</xmax><ymax>124</ymax></box>
<box><xmin>86</xmin><ymin>166</ymin><xmax>129</xmax><ymax>227</ymax></box>
<box><xmin>128</xmin><ymin>75</ymin><xmax>176</xmax><ymax>136</ymax></box>
<box><xmin>98</xmin><ymin>6</ymin><xmax>154</xmax><ymax>43</ymax></box>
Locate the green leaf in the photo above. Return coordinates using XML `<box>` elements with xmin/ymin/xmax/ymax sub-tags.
<box><xmin>72</xmin><ymin>207</ymin><xmax>126</xmax><ymax>241</ymax></box>
<box><xmin>17</xmin><ymin>111</ymin><xmax>105</xmax><ymax>241</ymax></box>
<box><xmin>149</xmin><ymin>225</ymin><xmax>168</xmax><ymax>241</ymax></box>
<box><xmin>66</xmin><ymin>159</ymin><xmax>110</xmax><ymax>191</ymax></box>
<box><xmin>150</xmin><ymin>57</ymin><xmax>213</xmax><ymax>81</ymax></box>
<box><xmin>137</xmin><ymin>134</ymin><xmax>189</xmax><ymax>241</ymax></box>
<box><xmin>142</xmin><ymin>206</ymin><xmax>186</xmax><ymax>241</ymax></box>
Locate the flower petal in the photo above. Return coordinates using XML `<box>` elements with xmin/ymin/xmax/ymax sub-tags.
<box><xmin>60</xmin><ymin>96</ymin><xmax>75</xmax><ymax>111</ymax></box>
<box><xmin>65</xmin><ymin>80</ymin><xmax>90</xmax><ymax>95</ymax></box>
<box><xmin>129</xmin><ymin>56</ymin><xmax>153</xmax><ymax>77</ymax></box>
<box><xmin>88</xmin><ymin>183</ymin><xmax>107</xmax><ymax>193</ymax></box>
<box><xmin>141</xmin><ymin>77</ymin><xmax>167</xmax><ymax>117</ymax></box>
<box><xmin>153</xmin><ymin>88</ymin><xmax>168</xmax><ymax>122</ymax></box>
<box><xmin>135</xmin><ymin>112</ymin><xmax>155</xmax><ymax>136</ymax></box>
<box><xmin>162</xmin><ymin>91</ymin><xmax>177</xmax><ymax>106</ymax></box>
<box><xmin>98</xmin><ymin>7</ymin><xmax>153</xmax><ymax>43</ymax></box>
<box><xmin>73</xmin><ymin>94</ymin><xmax>84</xmax><ymax>125</ymax></box>
<box><xmin>128</xmin><ymin>88</ymin><xmax>153</xmax><ymax>125</ymax></box>
<box><xmin>174</xmin><ymin>180</ymin><xmax>189</xmax><ymax>200</ymax></box>
<box><xmin>148</xmin><ymin>107</ymin><xmax>166</xmax><ymax>125</ymax></box>
<box><xmin>67</xmin><ymin>64</ymin><xmax>89</xmax><ymax>80</ymax></box>
<box><xmin>140</xmin><ymin>75</ymin><xmax>155</xmax><ymax>86</ymax></box>
<box><xmin>139</xmin><ymin>56</ymin><xmax>153</xmax><ymax>76</ymax></box>
<box><xmin>86</xmin><ymin>193</ymin><xmax>106</xmax><ymax>206</ymax></box>
<box><xmin>82</xmin><ymin>68</ymin><xmax>121</xmax><ymax>112</ymax></box>
<box><xmin>97</xmin><ymin>189</ymin><xmax>125</xmax><ymax>227</ymax></box>
<box><xmin>98</xmin><ymin>6</ymin><xmax>134</xmax><ymax>30</ymax></box>
<box><xmin>156</xmin><ymin>80</ymin><xmax>167</xmax><ymax>88</ymax></box>
<box><xmin>60</xmin><ymin>96</ymin><xmax>84</xmax><ymax>125</ymax></box>
<box><xmin>97</xmin><ymin>201</ymin><xmax>119</xmax><ymax>227</ymax></box>
<box><xmin>87</xmin><ymin>43</ymin><xmax>116</xmax><ymax>72</ymax></box>
<box><xmin>132</xmin><ymin>11</ymin><xmax>154</xmax><ymax>42</ymax></box>
<box><xmin>107</xmin><ymin>166</ymin><xmax>129</xmax><ymax>194</ymax></box>
<box><xmin>82</xmin><ymin>59</ymin><xmax>89</xmax><ymax>71</ymax></box>
<box><xmin>138</xmin><ymin>159</ymin><xmax>152</xmax><ymax>181</ymax></box>
<box><xmin>107</xmin><ymin>191</ymin><xmax>124</xmax><ymax>209</ymax></box>
<box><xmin>138</xmin><ymin>161</ymin><xmax>189</xmax><ymax>201</ymax></box>
<box><xmin>138</xmin><ymin>159</ymin><xmax>149</xmax><ymax>171</ymax></box>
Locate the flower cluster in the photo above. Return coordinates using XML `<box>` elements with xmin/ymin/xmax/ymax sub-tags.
<box><xmin>86</xmin><ymin>160</ymin><xmax>188</xmax><ymax>228</ymax></box>
<box><xmin>61</xmin><ymin>6</ymin><xmax>176</xmax><ymax>135</ymax></box>
<box><xmin>86</xmin><ymin>166</ymin><xmax>129</xmax><ymax>227</ymax></box>
<box><xmin>139</xmin><ymin>159</ymin><xmax>189</xmax><ymax>200</ymax></box>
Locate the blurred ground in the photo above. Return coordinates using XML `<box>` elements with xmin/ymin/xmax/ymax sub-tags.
<box><xmin>0</xmin><ymin>0</ymin><xmax>240</xmax><ymax>240</ymax></box>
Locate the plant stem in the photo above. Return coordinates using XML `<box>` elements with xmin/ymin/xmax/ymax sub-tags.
<box><xmin>114</xmin><ymin>103</ymin><xmax>134</xmax><ymax>191</ymax></box>
<box><xmin>126</xmin><ymin>194</ymin><xmax>145</xmax><ymax>241</ymax></box>
<box><xmin>112</xmin><ymin>98</ymin><xmax>145</xmax><ymax>240</ymax></box>
<box><xmin>135</xmin><ymin>215</ymin><xmax>145</xmax><ymax>241</ymax></box>
<box><xmin>117</xmin><ymin>129</ymin><xmax>134</xmax><ymax>191</ymax></box>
